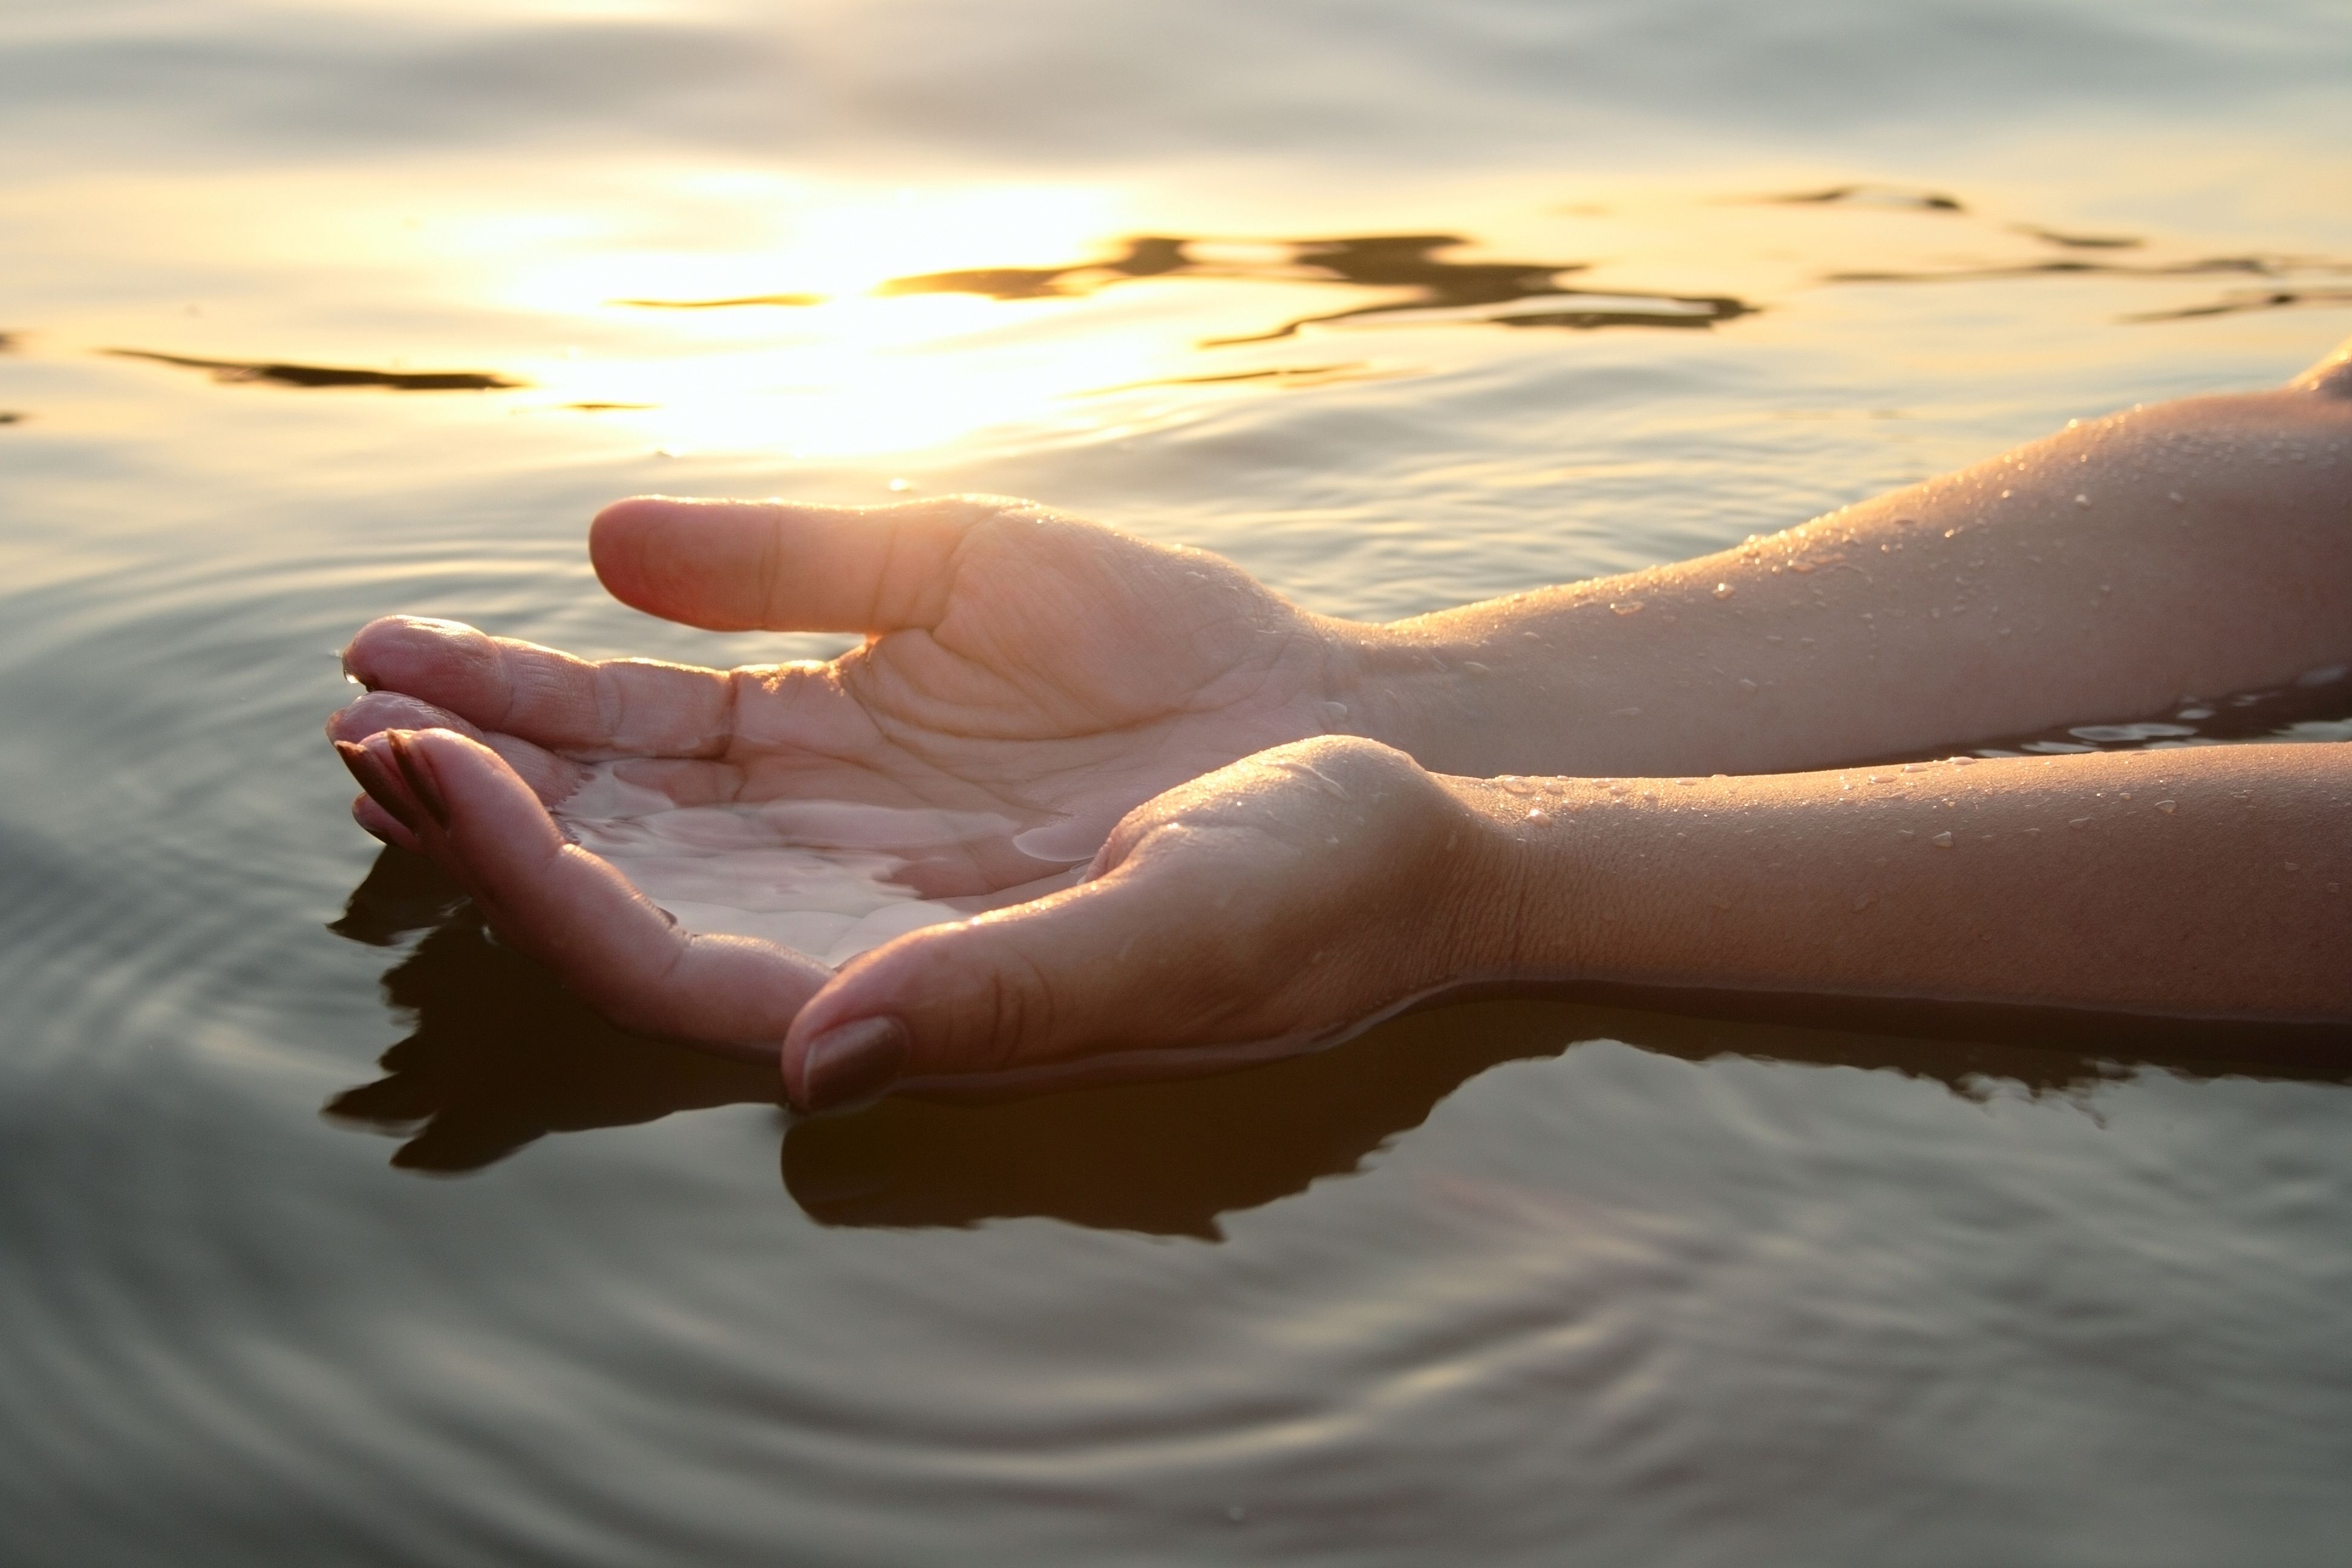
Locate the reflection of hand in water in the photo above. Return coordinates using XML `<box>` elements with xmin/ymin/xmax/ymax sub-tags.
<box><xmin>325</xmin><ymin>849</ymin><xmax>780</xmax><ymax>1172</ymax></box>
<box><xmin>324</xmin><ymin>853</ymin><xmax>2347</xmax><ymax>1228</ymax></box>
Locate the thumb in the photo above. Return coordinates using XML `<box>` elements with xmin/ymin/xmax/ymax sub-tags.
<box><xmin>779</xmin><ymin>832</ymin><xmax>1280</xmax><ymax>1110</ymax></box>
<box><xmin>589</xmin><ymin>494</ymin><xmax>1000</xmax><ymax>633</ymax></box>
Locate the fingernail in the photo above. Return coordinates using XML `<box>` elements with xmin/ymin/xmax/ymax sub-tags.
<box><xmin>800</xmin><ymin>1017</ymin><xmax>909</xmax><ymax>1111</ymax></box>
<box><xmin>336</xmin><ymin>740</ymin><xmax>421</xmax><ymax>832</ymax></box>
<box><xmin>387</xmin><ymin>731</ymin><xmax>451</xmax><ymax>829</ymax></box>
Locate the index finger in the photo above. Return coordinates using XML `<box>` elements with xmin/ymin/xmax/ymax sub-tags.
<box><xmin>342</xmin><ymin>615</ymin><xmax>737</xmax><ymax>757</ymax></box>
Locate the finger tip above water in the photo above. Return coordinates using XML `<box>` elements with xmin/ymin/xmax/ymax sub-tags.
<box><xmin>341</xmin><ymin>614</ymin><xmax>489</xmax><ymax>691</ymax></box>
<box><xmin>325</xmin><ymin>689</ymin><xmax>474</xmax><ymax>746</ymax></box>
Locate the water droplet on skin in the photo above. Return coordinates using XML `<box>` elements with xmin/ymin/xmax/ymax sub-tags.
<box><xmin>1897</xmin><ymin>829</ymin><xmax>1915</xmax><ymax>839</ymax></box>
<box><xmin>1737</xmin><ymin>678</ymin><xmax>1759</xmax><ymax>699</ymax></box>
<box><xmin>1500</xmin><ymin>777</ymin><xmax>1537</xmax><ymax>796</ymax></box>
<box><xmin>2069</xmin><ymin>816</ymin><xmax>2092</xmax><ymax>828</ymax></box>
<box><xmin>1675</xmin><ymin>778</ymin><xmax>1698</xmax><ymax>786</ymax></box>
<box><xmin>1713</xmin><ymin>583</ymin><xmax>1736</xmax><ymax>598</ymax></box>
<box><xmin>1462</xmin><ymin>661</ymin><xmax>1490</xmax><ymax>675</ymax></box>
<box><xmin>1320</xmin><ymin>701</ymin><xmax>1350</xmax><ymax>725</ymax></box>
<box><xmin>1930</xmin><ymin>831</ymin><xmax>1955</xmax><ymax>847</ymax></box>
<box><xmin>1528</xmin><ymin>809</ymin><xmax>1547</xmax><ymax>822</ymax></box>
<box><xmin>2155</xmin><ymin>800</ymin><xmax>2177</xmax><ymax>814</ymax></box>
<box><xmin>887</xmin><ymin>477</ymin><xmax>912</xmax><ymax>492</ymax></box>
<box><xmin>1947</xmin><ymin>756</ymin><xmax>1976</xmax><ymax>766</ymax></box>
<box><xmin>1610</xmin><ymin>601</ymin><xmax>1645</xmax><ymax>616</ymax></box>
<box><xmin>2074</xmin><ymin>494</ymin><xmax>2092</xmax><ymax>508</ymax></box>
<box><xmin>2167</xmin><ymin>491</ymin><xmax>2184</xmax><ymax>504</ymax></box>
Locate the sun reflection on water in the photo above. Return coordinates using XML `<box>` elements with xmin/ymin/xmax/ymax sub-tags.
<box><xmin>16</xmin><ymin>155</ymin><xmax>2351</xmax><ymax>471</ymax></box>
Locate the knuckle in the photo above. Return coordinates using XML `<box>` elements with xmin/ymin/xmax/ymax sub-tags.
<box><xmin>969</xmin><ymin>941</ymin><xmax>1060</xmax><ymax>1070</ymax></box>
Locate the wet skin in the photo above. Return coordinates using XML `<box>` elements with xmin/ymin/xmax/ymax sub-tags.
<box><xmin>332</xmin><ymin>337</ymin><xmax>2352</xmax><ymax>1107</ymax></box>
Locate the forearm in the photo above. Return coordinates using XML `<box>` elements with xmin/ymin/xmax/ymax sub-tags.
<box><xmin>1336</xmin><ymin>381</ymin><xmax>2352</xmax><ymax>778</ymax></box>
<box><xmin>1435</xmin><ymin>744</ymin><xmax>2352</xmax><ymax>1021</ymax></box>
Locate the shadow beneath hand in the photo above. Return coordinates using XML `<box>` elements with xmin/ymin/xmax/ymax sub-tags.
<box><xmin>326</xmin><ymin>850</ymin><xmax>2350</xmax><ymax>1231</ymax></box>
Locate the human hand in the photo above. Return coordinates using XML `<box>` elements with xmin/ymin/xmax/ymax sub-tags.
<box><xmin>328</xmin><ymin>495</ymin><xmax>1409</xmax><ymax>1068</ymax></box>
<box><xmin>332</xmin><ymin>495</ymin><xmax>1374</xmax><ymax>890</ymax></box>
<box><xmin>775</xmin><ymin>736</ymin><xmax>1499</xmax><ymax>1108</ymax></box>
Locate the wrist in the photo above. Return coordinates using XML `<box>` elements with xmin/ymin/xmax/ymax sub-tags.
<box><xmin>1315</xmin><ymin>613</ymin><xmax>1524</xmax><ymax>774</ymax></box>
<box><xmin>1424</xmin><ymin>770</ymin><xmax>1570</xmax><ymax>983</ymax></box>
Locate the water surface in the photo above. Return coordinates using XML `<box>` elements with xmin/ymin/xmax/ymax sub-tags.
<box><xmin>3</xmin><ymin>2</ymin><xmax>2350</xmax><ymax>1563</ymax></box>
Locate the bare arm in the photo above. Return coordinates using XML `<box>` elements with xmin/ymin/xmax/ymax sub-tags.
<box><xmin>1446</xmin><ymin>744</ymin><xmax>2350</xmax><ymax>1021</ymax></box>
<box><xmin>1337</xmin><ymin>345</ymin><xmax>2352</xmax><ymax>777</ymax></box>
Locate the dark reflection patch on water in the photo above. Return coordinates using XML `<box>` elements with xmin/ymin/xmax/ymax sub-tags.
<box><xmin>619</xmin><ymin>230</ymin><xmax>1759</xmax><ymax>347</ymax></box>
<box><xmin>1825</xmin><ymin>253</ymin><xmax>2348</xmax><ymax>284</ymax></box>
<box><xmin>105</xmin><ymin>348</ymin><xmax>524</xmax><ymax>392</ymax></box>
<box><xmin>2127</xmin><ymin>286</ymin><xmax>2352</xmax><ymax>322</ymax></box>
<box><xmin>1754</xmin><ymin>183</ymin><xmax>1966</xmax><ymax>211</ymax></box>
<box><xmin>2014</xmin><ymin>223</ymin><xmax>2145</xmax><ymax>251</ymax></box>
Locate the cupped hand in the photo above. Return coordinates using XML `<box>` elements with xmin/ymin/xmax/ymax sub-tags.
<box><xmin>328</xmin><ymin>496</ymin><xmax>1391</xmax><ymax>1074</ymax></box>
<box><xmin>332</xmin><ymin>724</ymin><xmax>1487</xmax><ymax>1100</ymax></box>
<box><xmin>778</xmin><ymin>736</ymin><xmax>1500</xmax><ymax>1108</ymax></box>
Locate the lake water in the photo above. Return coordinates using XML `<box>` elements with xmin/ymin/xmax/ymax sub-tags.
<box><xmin>3</xmin><ymin>1</ymin><xmax>2350</xmax><ymax>1563</ymax></box>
